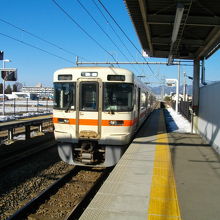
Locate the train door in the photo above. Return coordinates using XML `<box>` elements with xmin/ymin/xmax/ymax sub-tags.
<box><xmin>136</xmin><ymin>87</ymin><xmax>141</xmax><ymax>130</ymax></box>
<box><xmin>75</xmin><ymin>78</ymin><xmax>102</xmax><ymax>139</ymax></box>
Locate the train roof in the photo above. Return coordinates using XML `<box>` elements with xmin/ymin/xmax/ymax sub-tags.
<box><xmin>53</xmin><ymin>66</ymin><xmax>152</xmax><ymax>93</ymax></box>
<box><xmin>54</xmin><ymin>66</ymin><xmax>133</xmax><ymax>81</ymax></box>
<box><xmin>54</xmin><ymin>66</ymin><xmax>133</xmax><ymax>74</ymax></box>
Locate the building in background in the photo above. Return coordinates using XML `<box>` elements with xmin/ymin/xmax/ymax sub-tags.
<box><xmin>6</xmin><ymin>92</ymin><xmax>38</xmax><ymax>100</ymax></box>
<box><xmin>21</xmin><ymin>83</ymin><xmax>53</xmax><ymax>99</ymax></box>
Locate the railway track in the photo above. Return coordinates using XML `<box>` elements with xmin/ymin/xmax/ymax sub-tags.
<box><xmin>0</xmin><ymin>139</ymin><xmax>56</xmax><ymax>170</ymax></box>
<box><xmin>7</xmin><ymin>166</ymin><xmax>111</xmax><ymax>220</ymax></box>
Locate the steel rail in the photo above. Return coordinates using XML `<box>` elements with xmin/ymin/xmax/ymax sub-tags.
<box><xmin>7</xmin><ymin>166</ymin><xmax>81</xmax><ymax>220</ymax></box>
<box><xmin>65</xmin><ymin>167</ymin><xmax>113</xmax><ymax>220</ymax></box>
<box><xmin>0</xmin><ymin>140</ymin><xmax>56</xmax><ymax>170</ymax></box>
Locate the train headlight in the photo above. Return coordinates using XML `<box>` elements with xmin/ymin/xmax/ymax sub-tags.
<box><xmin>58</xmin><ymin>118</ymin><xmax>70</xmax><ymax>124</ymax></box>
<box><xmin>109</xmin><ymin>120</ymin><xmax>124</xmax><ymax>126</ymax></box>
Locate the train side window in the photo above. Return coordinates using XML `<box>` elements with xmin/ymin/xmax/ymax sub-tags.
<box><xmin>145</xmin><ymin>92</ymin><xmax>148</xmax><ymax>108</ymax></box>
<box><xmin>80</xmin><ymin>82</ymin><xmax>98</xmax><ymax>111</ymax></box>
<box><xmin>133</xmin><ymin>86</ymin><xmax>137</xmax><ymax>105</ymax></box>
<box><xmin>141</xmin><ymin>92</ymin><xmax>147</xmax><ymax>109</ymax></box>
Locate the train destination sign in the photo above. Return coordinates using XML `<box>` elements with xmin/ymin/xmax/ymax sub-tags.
<box><xmin>0</xmin><ymin>68</ymin><xmax>17</xmax><ymax>81</ymax></box>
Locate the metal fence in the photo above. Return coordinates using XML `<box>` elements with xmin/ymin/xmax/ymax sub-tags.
<box><xmin>0</xmin><ymin>98</ymin><xmax>53</xmax><ymax>115</ymax></box>
<box><xmin>171</xmin><ymin>101</ymin><xmax>176</xmax><ymax>111</ymax></box>
<box><xmin>171</xmin><ymin>100</ymin><xmax>192</xmax><ymax>122</ymax></box>
<box><xmin>179</xmin><ymin>101</ymin><xmax>192</xmax><ymax>122</ymax></box>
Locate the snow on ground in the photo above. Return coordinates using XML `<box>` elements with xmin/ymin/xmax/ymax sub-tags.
<box><xmin>0</xmin><ymin>100</ymin><xmax>53</xmax><ymax>122</ymax></box>
<box><xmin>0</xmin><ymin>106</ymin><xmax>52</xmax><ymax>114</ymax></box>
<box><xmin>165</xmin><ymin>107</ymin><xmax>191</xmax><ymax>133</ymax></box>
<box><xmin>0</xmin><ymin>112</ymin><xmax>51</xmax><ymax>122</ymax></box>
<box><xmin>1</xmin><ymin>100</ymin><xmax>53</xmax><ymax>105</ymax></box>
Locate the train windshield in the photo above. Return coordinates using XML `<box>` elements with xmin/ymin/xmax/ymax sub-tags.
<box><xmin>53</xmin><ymin>82</ymin><xmax>75</xmax><ymax>110</ymax></box>
<box><xmin>104</xmin><ymin>83</ymin><xmax>133</xmax><ymax>111</ymax></box>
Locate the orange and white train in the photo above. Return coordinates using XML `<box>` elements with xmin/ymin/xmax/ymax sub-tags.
<box><xmin>53</xmin><ymin>66</ymin><xmax>156</xmax><ymax>167</ymax></box>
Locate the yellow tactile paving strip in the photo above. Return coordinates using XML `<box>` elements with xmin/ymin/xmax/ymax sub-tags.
<box><xmin>147</xmin><ymin>131</ymin><xmax>181</xmax><ymax>220</ymax></box>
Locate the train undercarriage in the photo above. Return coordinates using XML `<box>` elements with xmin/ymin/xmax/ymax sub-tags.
<box><xmin>58</xmin><ymin>141</ymin><xmax>126</xmax><ymax>167</ymax></box>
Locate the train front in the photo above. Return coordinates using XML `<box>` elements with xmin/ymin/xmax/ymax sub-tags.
<box><xmin>53</xmin><ymin>67</ymin><xmax>135</xmax><ymax>167</ymax></box>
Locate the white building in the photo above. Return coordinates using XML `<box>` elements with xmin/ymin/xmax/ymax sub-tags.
<box><xmin>21</xmin><ymin>83</ymin><xmax>54</xmax><ymax>98</ymax></box>
<box><xmin>6</xmin><ymin>92</ymin><xmax>39</xmax><ymax>100</ymax></box>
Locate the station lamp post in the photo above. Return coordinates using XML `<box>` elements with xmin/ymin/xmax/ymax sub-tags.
<box><xmin>166</xmin><ymin>78</ymin><xmax>179</xmax><ymax>113</ymax></box>
<box><xmin>3</xmin><ymin>59</ymin><xmax>11</xmax><ymax>68</ymax></box>
<box><xmin>2</xmin><ymin>59</ymin><xmax>11</xmax><ymax>116</ymax></box>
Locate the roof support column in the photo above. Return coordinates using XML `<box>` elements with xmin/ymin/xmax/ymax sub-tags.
<box><xmin>191</xmin><ymin>59</ymin><xmax>200</xmax><ymax>133</ymax></box>
<box><xmin>192</xmin><ymin>59</ymin><xmax>200</xmax><ymax>115</ymax></box>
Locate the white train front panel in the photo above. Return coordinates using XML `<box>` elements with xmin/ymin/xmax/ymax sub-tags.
<box><xmin>53</xmin><ymin>67</ymin><xmax>155</xmax><ymax>167</ymax></box>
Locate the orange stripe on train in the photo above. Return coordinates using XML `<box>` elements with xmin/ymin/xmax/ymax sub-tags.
<box><xmin>53</xmin><ymin>117</ymin><xmax>136</xmax><ymax>126</ymax></box>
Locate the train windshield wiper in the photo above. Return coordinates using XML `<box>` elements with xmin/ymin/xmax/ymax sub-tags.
<box><xmin>65</xmin><ymin>93</ymin><xmax>73</xmax><ymax>112</ymax></box>
<box><xmin>65</xmin><ymin>100</ymin><xmax>73</xmax><ymax>112</ymax></box>
<box><xmin>106</xmin><ymin>96</ymin><xmax>115</xmax><ymax>114</ymax></box>
<box><xmin>109</xmin><ymin>106</ymin><xmax>115</xmax><ymax>114</ymax></box>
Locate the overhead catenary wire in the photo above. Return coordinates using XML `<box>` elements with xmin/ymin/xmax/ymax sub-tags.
<box><xmin>0</xmin><ymin>17</ymin><xmax>88</xmax><ymax>62</ymax></box>
<box><xmin>77</xmin><ymin>0</ymin><xmax>130</xmax><ymax>63</ymax></box>
<box><xmin>91</xmin><ymin>0</ymin><xmax>143</xmax><ymax>75</ymax></box>
<box><xmin>97</xmin><ymin>0</ymin><xmax>162</xmax><ymax>82</ymax></box>
<box><xmin>0</xmin><ymin>32</ymin><xmax>75</xmax><ymax>64</ymax></box>
<box><xmin>52</xmin><ymin>0</ymin><xmax>119</xmax><ymax>66</ymax></box>
<box><xmin>91</xmin><ymin>0</ymin><xmax>137</xmax><ymax>62</ymax></box>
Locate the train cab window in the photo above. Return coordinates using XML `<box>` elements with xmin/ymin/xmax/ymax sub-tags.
<box><xmin>80</xmin><ymin>82</ymin><xmax>98</xmax><ymax>111</ymax></box>
<box><xmin>53</xmin><ymin>82</ymin><xmax>75</xmax><ymax>110</ymax></box>
<box><xmin>104</xmin><ymin>83</ymin><xmax>133</xmax><ymax>112</ymax></box>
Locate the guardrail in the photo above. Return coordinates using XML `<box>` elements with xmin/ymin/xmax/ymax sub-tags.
<box><xmin>0</xmin><ymin>115</ymin><xmax>53</xmax><ymax>143</ymax></box>
<box><xmin>0</xmin><ymin>98</ymin><xmax>53</xmax><ymax>115</ymax></box>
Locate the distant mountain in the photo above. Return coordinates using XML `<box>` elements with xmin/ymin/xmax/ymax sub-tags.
<box><xmin>149</xmin><ymin>85</ymin><xmax>192</xmax><ymax>96</ymax></box>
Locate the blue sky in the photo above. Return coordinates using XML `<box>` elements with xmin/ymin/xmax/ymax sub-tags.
<box><xmin>0</xmin><ymin>0</ymin><xmax>219</xmax><ymax>87</ymax></box>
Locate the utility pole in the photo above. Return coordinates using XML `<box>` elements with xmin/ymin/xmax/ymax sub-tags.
<box><xmin>176</xmin><ymin>62</ymin><xmax>180</xmax><ymax>113</ymax></box>
<box><xmin>183</xmin><ymin>72</ymin><xmax>187</xmax><ymax>101</ymax></box>
<box><xmin>2</xmin><ymin>59</ymin><xmax>11</xmax><ymax>116</ymax></box>
<box><xmin>161</xmin><ymin>75</ymin><xmax>165</xmax><ymax>101</ymax></box>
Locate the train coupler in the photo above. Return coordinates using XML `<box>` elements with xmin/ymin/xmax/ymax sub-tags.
<box><xmin>79</xmin><ymin>141</ymin><xmax>104</xmax><ymax>164</ymax></box>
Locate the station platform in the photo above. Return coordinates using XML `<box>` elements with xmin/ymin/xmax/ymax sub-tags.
<box><xmin>79</xmin><ymin>109</ymin><xmax>220</xmax><ymax>220</ymax></box>
<box><xmin>0</xmin><ymin>114</ymin><xmax>52</xmax><ymax>129</ymax></box>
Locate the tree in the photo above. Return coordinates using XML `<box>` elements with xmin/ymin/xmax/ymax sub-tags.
<box><xmin>12</xmin><ymin>84</ymin><xmax>18</xmax><ymax>92</ymax></box>
<box><xmin>5</xmin><ymin>84</ymin><xmax>12</xmax><ymax>94</ymax></box>
<box><xmin>0</xmin><ymin>83</ymin><xmax>3</xmax><ymax>94</ymax></box>
<box><xmin>14</xmin><ymin>82</ymin><xmax>23</xmax><ymax>92</ymax></box>
<box><xmin>164</xmin><ymin>96</ymin><xmax>171</xmax><ymax>102</ymax></box>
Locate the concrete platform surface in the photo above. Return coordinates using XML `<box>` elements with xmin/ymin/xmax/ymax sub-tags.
<box><xmin>79</xmin><ymin>108</ymin><xmax>220</xmax><ymax>220</ymax></box>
